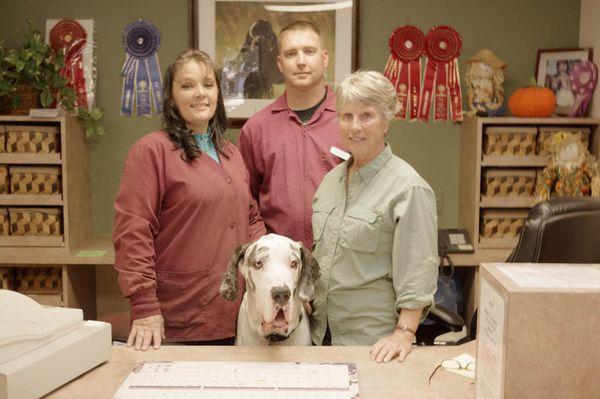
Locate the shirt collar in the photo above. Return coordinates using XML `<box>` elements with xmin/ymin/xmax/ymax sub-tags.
<box><xmin>342</xmin><ymin>143</ymin><xmax>393</xmax><ymax>186</ymax></box>
<box><xmin>271</xmin><ymin>86</ymin><xmax>336</xmax><ymax>113</ymax></box>
<box><xmin>194</xmin><ymin>132</ymin><xmax>210</xmax><ymax>140</ymax></box>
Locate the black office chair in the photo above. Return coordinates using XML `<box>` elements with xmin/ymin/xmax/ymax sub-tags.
<box><xmin>416</xmin><ymin>301</ymin><xmax>466</xmax><ymax>345</ymax></box>
<box><xmin>416</xmin><ymin>251</ymin><xmax>468</xmax><ymax>346</ymax></box>
<box><xmin>468</xmin><ymin>196</ymin><xmax>600</xmax><ymax>336</ymax></box>
<box><xmin>506</xmin><ymin>196</ymin><xmax>600</xmax><ymax>263</ymax></box>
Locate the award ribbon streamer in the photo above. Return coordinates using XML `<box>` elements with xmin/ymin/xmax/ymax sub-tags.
<box><xmin>569</xmin><ymin>60</ymin><xmax>598</xmax><ymax>117</ymax></box>
<box><xmin>384</xmin><ymin>26</ymin><xmax>425</xmax><ymax>121</ymax></box>
<box><xmin>418</xmin><ymin>26</ymin><xmax>463</xmax><ymax>122</ymax></box>
<box><xmin>121</xmin><ymin>20</ymin><xmax>163</xmax><ymax>116</ymax></box>
<box><xmin>49</xmin><ymin>20</ymin><xmax>89</xmax><ymax>109</ymax></box>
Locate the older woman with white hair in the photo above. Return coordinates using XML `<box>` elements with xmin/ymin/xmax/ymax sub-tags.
<box><xmin>309</xmin><ymin>70</ymin><xmax>438</xmax><ymax>363</ymax></box>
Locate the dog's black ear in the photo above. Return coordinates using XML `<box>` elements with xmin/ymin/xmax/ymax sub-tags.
<box><xmin>298</xmin><ymin>243</ymin><xmax>321</xmax><ymax>302</ymax></box>
<box><xmin>220</xmin><ymin>242</ymin><xmax>249</xmax><ymax>301</ymax></box>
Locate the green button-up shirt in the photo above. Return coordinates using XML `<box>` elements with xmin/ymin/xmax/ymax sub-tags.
<box><xmin>310</xmin><ymin>144</ymin><xmax>438</xmax><ymax>346</ymax></box>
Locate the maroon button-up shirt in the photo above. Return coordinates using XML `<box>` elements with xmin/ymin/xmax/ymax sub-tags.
<box><xmin>113</xmin><ymin>131</ymin><xmax>265</xmax><ymax>342</ymax></box>
<box><xmin>238</xmin><ymin>88</ymin><xmax>343</xmax><ymax>248</ymax></box>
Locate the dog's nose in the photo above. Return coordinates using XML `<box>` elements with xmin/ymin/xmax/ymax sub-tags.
<box><xmin>271</xmin><ymin>286</ymin><xmax>291</xmax><ymax>306</ymax></box>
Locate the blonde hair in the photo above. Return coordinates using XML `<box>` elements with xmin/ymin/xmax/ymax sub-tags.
<box><xmin>335</xmin><ymin>70</ymin><xmax>400</xmax><ymax>120</ymax></box>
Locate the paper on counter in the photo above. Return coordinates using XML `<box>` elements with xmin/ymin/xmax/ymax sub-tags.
<box><xmin>113</xmin><ymin>361</ymin><xmax>359</xmax><ymax>399</ymax></box>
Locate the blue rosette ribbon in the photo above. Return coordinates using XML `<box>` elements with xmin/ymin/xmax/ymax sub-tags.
<box><xmin>120</xmin><ymin>20</ymin><xmax>163</xmax><ymax>116</ymax></box>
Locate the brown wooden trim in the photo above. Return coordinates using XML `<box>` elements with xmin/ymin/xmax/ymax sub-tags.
<box><xmin>227</xmin><ymin>118</ymin><xmax>246</xmax><ymax>129</ymax></box>
<box><xmin>353</xmin><ymin>0</ymin><xmax>361</xmax><ymax>70</ymax></box>
<box><xmin>189</xmin><ymin>0</ymin><xmax>198</xmax><ymax>49</ymax></box>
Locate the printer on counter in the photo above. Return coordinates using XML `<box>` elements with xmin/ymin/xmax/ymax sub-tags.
<box><xmin>0</xmin><ymin>289</ymin><xmax>111</xmax><ymax>399</ymax></box>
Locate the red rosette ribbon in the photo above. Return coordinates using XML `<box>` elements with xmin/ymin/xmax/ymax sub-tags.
<box><xmin>384</xmin><ymin>26</ymin><xmax>425</xmax><ymax>120</ymax></box>
<box><xmin>50</xmin><ymin>20</ymin><xmax>89</xmax><ymax>109</ymax></box>
<box><xmin>418</xmin><ymin>26</ymin><xmax>463</xmax><ymax>122</ymax></box>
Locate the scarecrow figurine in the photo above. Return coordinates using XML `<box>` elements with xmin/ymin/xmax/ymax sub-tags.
<box><xmin>535</xmin><ymin>131</ymin><xmax>600</xmax><ymax>202</ymax></box>
<box><xmin>465</xmin><ymin>49</ymin><xmax>507</xmax><ymax>116</ymax></box>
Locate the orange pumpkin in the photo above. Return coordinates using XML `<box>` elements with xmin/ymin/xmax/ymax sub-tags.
<box><xmin>508</xmin><ymin>86</ymin><xmax>556</xmax><ymax>117</ymax></box>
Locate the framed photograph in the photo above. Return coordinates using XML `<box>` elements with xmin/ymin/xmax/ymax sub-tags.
<box><xmin>190</xmin><ymin>0</ymin><xmax>359</xmax><ymax>125</ymax></box>
<box><xmin>536</xmin><ymin>47</ymin><xmax>593</xmax><ymax>115</ymax></box>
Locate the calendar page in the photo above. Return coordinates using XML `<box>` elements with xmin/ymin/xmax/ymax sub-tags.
<box><xmin>113</xmin><ymin>361</ymin><xmax>360</xmax><ymax>399</ymax></box>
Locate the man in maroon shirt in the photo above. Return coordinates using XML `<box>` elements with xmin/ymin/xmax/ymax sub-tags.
<box><xmin>238</xmin><ymin>21</ymin><xmax>344</xmax><ymax>249</ymax></box>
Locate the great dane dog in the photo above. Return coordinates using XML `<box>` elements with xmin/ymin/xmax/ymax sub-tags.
<box><xmin>219</xmin><ymin>234</ymin><xmax>320</xmax><ymax>346</ymax></box>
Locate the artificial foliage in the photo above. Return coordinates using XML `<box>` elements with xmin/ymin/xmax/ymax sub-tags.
<box><xmin>0</xmin><ymin>20</ymin><xmax>104</xmax><ymax>138</ymax></box>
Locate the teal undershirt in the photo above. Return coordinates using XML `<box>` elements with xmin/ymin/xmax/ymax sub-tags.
<box><xmin>193</xmin><ymin>131</ymin><xmax>220</xmax><ymax>164</ymax></box>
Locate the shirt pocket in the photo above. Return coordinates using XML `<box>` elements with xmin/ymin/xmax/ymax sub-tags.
<box><xmin>341</xmin><ymin>207</ymin><xmax>383</xmax><ymax>253</ymax></box>
<box><xmin>156</xmin><ymin>269</ymin><xmax>209</xmax><ymax>328</ymax></box>
<box><xmin>312</xmin><ymin>203</ymin><xmax>335</xmax><ymax>243</ymax></box>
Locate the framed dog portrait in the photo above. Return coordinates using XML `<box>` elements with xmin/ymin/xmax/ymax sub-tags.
<box><xmin>190</xmin><ymin>0</ymin><xmax>359</xmax><ymax>125</ymax></box>
<box><xmin>536</xmin><ymin>47</ymin><xmax>593</xmax><ymax>115</ymax></box>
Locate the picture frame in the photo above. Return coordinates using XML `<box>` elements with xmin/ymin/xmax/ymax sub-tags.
<box><xmin>190</xmin><ymin>0</ymin><xmax>360</xmax><ymax>127</ymax></box>
<box><xmin>535</xmin><ymin>47</ymin><xmax>593</xmax><ymax>115</ymax></box>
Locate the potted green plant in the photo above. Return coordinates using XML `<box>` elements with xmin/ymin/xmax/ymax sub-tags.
<box><xmin>0</xmin><ymin>20</ymin><xmax>104</xmax><ymax>138</ymax></box>
<box><xmin>0</xmin><ymin>41</ymin><xmax>12</xmax><ymax>99</ymax></box>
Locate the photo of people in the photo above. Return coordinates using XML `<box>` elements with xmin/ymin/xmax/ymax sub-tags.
<box><xmin>543</xmin><ymin>59</ymin><xmax>579</xmax><ymax>114</ymax></box>
<box><xmin>215</xmin><ymin>2</ymin><xmax>336</xmax><ymax>100</ymax></box>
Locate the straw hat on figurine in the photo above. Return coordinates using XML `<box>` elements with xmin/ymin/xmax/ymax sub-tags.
<box><xmin>468</xmin><ymin>49</ymin><xmax>506</xmax><ymax>69</ymax></box>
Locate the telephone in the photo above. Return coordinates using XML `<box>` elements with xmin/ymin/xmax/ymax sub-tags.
<box><xmin>438</xmin><ymin>228</ymin><xmax>474</xmax><ymax>255</ymax></box>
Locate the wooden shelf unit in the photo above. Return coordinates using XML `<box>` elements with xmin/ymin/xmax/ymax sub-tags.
<box><xmin>459</xmin><ymin>116</ymin><xmax>600</xmax><ymax>251</ymax></box>
<box><xmin>0</xmin><ymin>115</ymin><xmax>91</xmax><ymax>250</ymax></box>
<box><xmin>479</xmin><ymin>196</ymin><xmax>536</xmax><ymax>208</ymax></box>
<box><xmin>0</xmin><ymin>115</ymin><xmax>95</xmax><ymax>318</ymax></box>
<box><xmin>481</xmin><ymin>155</ymin><xmax>547</xmax><ymax>167</ymax></box>
<box><xmin>0</xmin><ymin>193</ymin><xmax>63</xmax><ymax>206</ymax></box>
<box><xmin>0</xmin><ymin>153</ymin><xmax>62</xmax><ymax>164</ymax></box>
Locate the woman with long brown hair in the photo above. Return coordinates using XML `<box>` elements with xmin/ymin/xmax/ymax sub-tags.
<box><xmin>113</xmin><ymin>49</ymin><xmax>265</xmax><ymax>350</ymax></box>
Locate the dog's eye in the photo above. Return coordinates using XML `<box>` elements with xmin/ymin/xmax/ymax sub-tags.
<box><xmin>290</xmin><ymin>260</ymin><xmax>298</xmax><ymax>269</ymax></box>
<box><xmin>255</xmin><ymin>260</ymin><xmax>263</xmax><ymax>269</ymax></box>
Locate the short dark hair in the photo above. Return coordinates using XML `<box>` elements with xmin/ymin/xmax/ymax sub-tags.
<box><xmin>162</xmin><ymin>49</ymin><xmax>229</xmax><ymax>162</ymax></box>
<box><xmin>277</xmin><ymin>20</ymin><xmax>323</xmax><ymax>53</ymax></box>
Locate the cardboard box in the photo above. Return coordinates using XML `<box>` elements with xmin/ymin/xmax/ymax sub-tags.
<box><xmin>475</xmin><ymin>263</ymin><xmax>600</xmax><ymax>399</ymax></box>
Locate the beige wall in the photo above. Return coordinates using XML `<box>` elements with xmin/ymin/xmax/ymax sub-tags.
<box><xmin>0</xmin><ymin>0</ymin><xmax>581</xmax><ymax>233</ymax></box>
<box><xmin>579</xmin><ymin>0</ymin><xmax>600</xmax><ymax>117</ymax></box>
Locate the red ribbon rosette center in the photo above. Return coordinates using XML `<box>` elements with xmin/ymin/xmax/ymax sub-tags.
<box><xmin>384</xmin><ymin>25</ymin><xmax>425</xmax><ymax>120</ymax></box>
<box><xmin>49</xmin><ymin>20</ymin><xmax>89</xmax><ymax>109</ymax></box>
<box><xmin>418</xmin><ymin>26</ymin><xmax>463</xmax><ymax>122</ymax></box>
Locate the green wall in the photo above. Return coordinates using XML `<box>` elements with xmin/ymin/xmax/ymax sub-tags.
<box><xmin>0</xmin><ymin>0</ymin><xmax>581</xmax><ymax>234</ymax></box>
<box><xmin>360</xmin><ymin>0</ymin><xmax>580</xmax><ymax>228</ymax></box>
<box><xmin>0</xmin><ymin>0</ymin><xmax>188</xmax><ymax>235</ymax></box>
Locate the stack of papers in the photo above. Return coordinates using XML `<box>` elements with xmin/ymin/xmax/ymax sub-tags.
<box><xmin>114</xmin><ymin>361</ymin><xmax>360</xmax><ymax>399</ymax></box>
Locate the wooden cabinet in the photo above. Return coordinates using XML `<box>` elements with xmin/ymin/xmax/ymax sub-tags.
<box><xmin>0</xmin><ymin>115</ymin><xmax>97</xmax><ymax>318</ymax></box>
<box><xmin>459</xmin><ymin>116</ymin><xmax>600</xmax><ymax>251</ymax></box>
<box><xmin>456</xmin><ymin>116</ymin><xmax>600</xmax><ymax>335</ymax></box>
<box><xmin>0</xmin><ymin>115</ymin><xmax>91</xmax><ymax>249</ymax></box>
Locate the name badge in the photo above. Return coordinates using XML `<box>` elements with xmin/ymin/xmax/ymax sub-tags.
<box><xmin>330</xmin><ymin>146</ymin><xmax>350</xmax><ymax>161</ymax></box>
